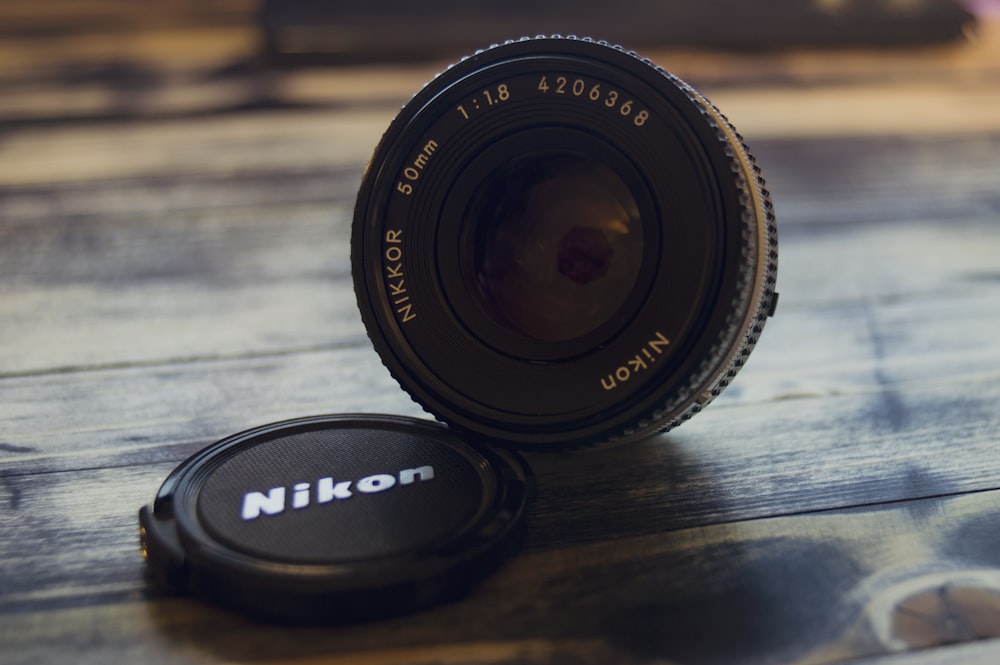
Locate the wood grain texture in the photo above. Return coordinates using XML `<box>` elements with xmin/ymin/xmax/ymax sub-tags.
<box><xmin>3</xmin><ymin>7</ymin><xmax>1000</xmax><ymax>665</ymax></box>
<box><xmin>3</xmin><ymin>487</ymin><xmax>1000</xmax><ymax>664</ymax></box>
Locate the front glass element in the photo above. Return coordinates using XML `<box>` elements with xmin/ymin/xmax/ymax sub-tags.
<box><xmin>468</xmin><ymin>152</ymin><xmax>644</xmax><ymax>342</ymax></box>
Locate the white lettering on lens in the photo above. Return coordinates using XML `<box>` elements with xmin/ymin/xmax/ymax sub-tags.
<box><xmin>395</xmin><ymin>140</ymin><xmax>438</xmax><ymax>196</ymax></box>
<box><xmin>601</xmin><ymin>331</ymin><xmax>671</xmax><ymax>391</ymax></box>
<box><xmin>240</xmin><ymin>466</ymin><xmax>436</xmax><ymax>521</ymax></box>
<box><xmin>536</xmin><ymin>75</ymin><xmax>648</xmax><ymax>126</ymax></box>
<box><xmin>384</xmin><ymin>229</ymin><xmax>416</xmax><ymax>323</ymax></box>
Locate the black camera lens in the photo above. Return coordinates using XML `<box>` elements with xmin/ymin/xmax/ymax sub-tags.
<box><xmin>352</xmin><ymin>37</ymin><xmax>778</xmax><ymax>448</ymax></box>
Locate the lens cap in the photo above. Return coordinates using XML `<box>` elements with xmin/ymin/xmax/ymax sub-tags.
<box><xmin>139</xmin><ymin>415</ymin><xmax>531</xmax><ymax>622</ymax></box>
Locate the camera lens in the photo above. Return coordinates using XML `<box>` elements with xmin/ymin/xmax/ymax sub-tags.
<box><xmin>352</xmin><ymin>37</ymin><xmax>778</xmax><ymax>448</ymax></box>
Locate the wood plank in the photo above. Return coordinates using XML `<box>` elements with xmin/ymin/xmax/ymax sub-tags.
<box><xmin>0</xmin><ymin>109</ymin><xmax>390</xmax><ymax>185</ymax></box>
<box><xmin>0</xmin><ymin>347</ymin><xmax>422</xmax><ymax>475</ymax></box>
<box><xmin>2</xmin><ymin>214</ymin><xmax>998</xmax><ymax>390</ymax></box>
<box><xmin>853</xmin><ymin>641</ymin><xmax>1000</xmax><ymax>665</ymax></box>
<box><xmin>2</xmin><ymin>244</ymin><xmax>1000</xmax><ymax>470</ymax></box>
<box><xmin>3</xmin><ymin>487</ymin><xmax>1000</xmax><ymax>664</ymax></box>
<box><xmin>2</xmin><ymin>130</ymin><xmax>998</xmax><ymax>376</ymax></box>
<box><xmin>3</xmin><ymin>351</ymin><xmax>1000</xmax><ymax>605</ymax></box>
<box><xmin>755</xmin><ymin>135</ymin><xmax>1000</xmax><ymax>226</ymax></box>
<box><xmin>0</xmin><ymin>206</ymin><xmax>364</xmax><ymax>377</ymax></box>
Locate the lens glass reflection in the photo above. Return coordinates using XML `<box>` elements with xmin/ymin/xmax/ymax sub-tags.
<box><xmin>469</xmin><ymin>152</ymin><xmax>644</xmax><ymax>342</ymax></box>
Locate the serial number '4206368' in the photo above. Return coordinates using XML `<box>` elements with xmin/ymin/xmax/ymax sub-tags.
<box><xmin>537</xmin><ymin>75</ymin><xmax>650</xmax><ymax>127</ymax></box>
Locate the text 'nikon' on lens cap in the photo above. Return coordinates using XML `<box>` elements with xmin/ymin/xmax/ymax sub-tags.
<box><xmin>139</xmin><ymin>414</ymin><xmax>532</xmax><ymax>622</ymax></box>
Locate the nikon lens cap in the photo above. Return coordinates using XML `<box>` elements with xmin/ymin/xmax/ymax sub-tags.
<box><xmin>139</xmin><ymin>415</ymin><xmax>531</xmax><ymax>622</ymax></box>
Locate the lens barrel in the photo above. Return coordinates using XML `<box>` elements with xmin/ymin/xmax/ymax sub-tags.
<box><xmin>352</xmin><ymin>37</ymin><xmax>777</xmax><ymax>448</ymax></box>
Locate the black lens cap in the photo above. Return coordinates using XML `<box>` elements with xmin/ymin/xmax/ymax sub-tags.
<box><xmin>139</xmin><ymin>415</ymin><xmax>531</xmax><ymax>622</ymax></box>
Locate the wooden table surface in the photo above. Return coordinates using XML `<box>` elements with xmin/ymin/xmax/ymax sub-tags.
<box><xmin>3</xmin><ymin>5</ymin><xmax>1000</xmax><ymax>664</ymax></box>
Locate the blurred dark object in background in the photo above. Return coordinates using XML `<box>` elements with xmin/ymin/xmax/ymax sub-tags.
<box><xmin>261</xmin><ymin>0</ymin><xmax>976</xmax><ymax>65</ymax></box>
<box><xmin>0</xmin><ymin>0</ymin><xmax>984</xmax><ymax>124</ymax></box>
